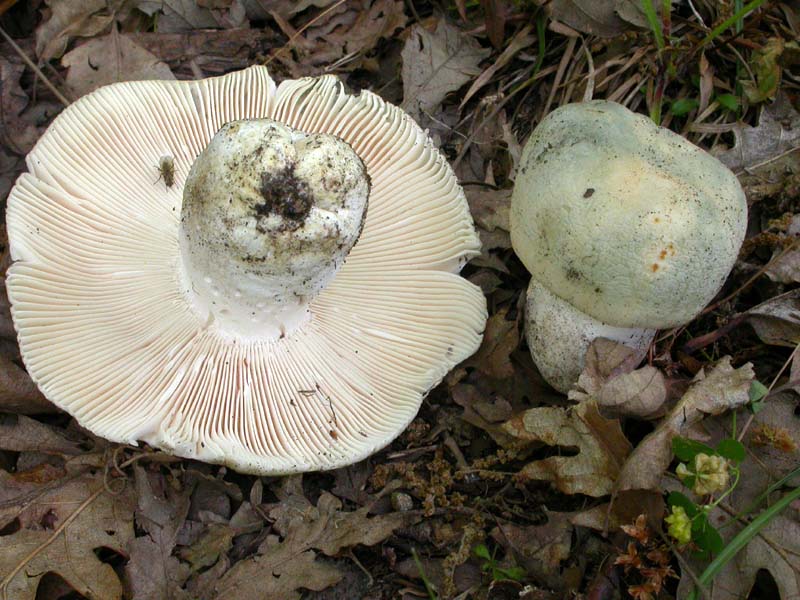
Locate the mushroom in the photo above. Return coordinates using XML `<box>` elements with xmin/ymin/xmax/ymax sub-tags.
<box><xmin>510</xmin><ymin>100</ymin><xmax>747</xmax><ymax>393</ymax></box>
<box><xmin>6</xmin><ymin>67</ymin><xmax>487</xmax><ymax>474</ymax></box>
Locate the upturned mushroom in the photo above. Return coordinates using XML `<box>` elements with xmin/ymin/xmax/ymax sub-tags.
<box><xmin>511</xmin><ymin>100</ymin><xmax>747</xmax><ymax>393</ymax></box>
<box><xmin>6</xmin><ymin>67</ymin><xmax>487</xmax><ymax>474</ymax></box>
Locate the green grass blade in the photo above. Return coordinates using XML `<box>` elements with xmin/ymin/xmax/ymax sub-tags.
<box><xmin>687</xmin><ymin>485</ymin><xmax>800</xmax><ymax>600</ymax></box>
<box><xmin>641</xmin><ymin>0</ymin><xmax>665</xmax><ymax>51</ymax></box>
<box><xmin>701</xmin><ymin>0</ymin><xmax>767</xmax><ymax>47</ymax></box>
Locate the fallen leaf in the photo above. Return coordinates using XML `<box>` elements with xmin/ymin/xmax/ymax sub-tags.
<box><xmin>0</xmin><ymin>473</ymin><xmax>135</xmax><ymax>600</ymax></box>
<box><xmin>136</xmin><ymin>0</ymin><xmax>226</xmax><ymax>33</ymax></box>
<box><xmin>466</xmin><ymin>305</ymin><xmax>519</xmax><ymax>380</ymax></box>
<box><xmin>616</xmin><ymin>357</ymin><xmax>754</xmax><ymax>493</ymax></box>
<box><xmin>241</xmin><ymin>0</ymin><xmax>337</xmax><ymax>20</ymax></box>
<box><xmin>717</xmin><ymin>92</ymin><xmax>800</xmax><ymax>173</ymax></box>
<box><xmin>614</xmin><ymin>0</ymin><xmax>664</xmax><ymax>29</ymax></box>
<box><xmin>492</xmin><ymin>510</ymin><xmax>572</xmax><ymax>590</ymax></box>
<box><xmin>0</xmin><ymin>57</ymin><xmax>40</xmax><ymax>155</ymax></box>
<box><xmin>401</xmin><ymin>20</ymin><xmax>490</xmax><ymax>121</ymax></box>
<box><xmin>315</xmin><ymin>0</ymin><xmax>407</xmax><ymax>68</ymax></box>
<box><xmin>63</xmin><ymin>29</ymin><xmax>175</xmax><ymax>98</ymax></box>
<box><xmin>35</xmin><ymin>0</ymin><xmax>128</xmax><ymax>61</ymax></box>
<box><xmin>124</xmin><ymin>465</ymin><xmax>193</xmax><ymax>600</ymax></box>
<box><xmin>743</xmin><ymin>289</ymin><xmax>800</xmax><ymax>346</ymax></box>
<box><xmin>465</xmin><ymin>188</ymin><xmax>511</xmax><ymax>233</ymax></box>
<box><xmin>548</xmin><ymin>0</ymin><xmax>629</xmax><ymax>38</ymax></box>
<box><xmin>503</xmin><ymin>400</ymin><xmax>632</xmax><ymax>497</ymax></box>
<box><xmin>212</xmin><ymin>492</ymin><xmax>418</xmax><ymax>599</ymax></box>
<box><xmin>0</xmin><ymin>415</ymin><xmax>82</xmax><ymax>455</ymax></box>
<box><xmin>0</xmin><ymin>354</ymin><xmax>54</xmax><ymax>414</ymax></box>
<box><xmin>569</xmin><ymin>339</ymin><xmax>668</xmax><ymax>419</ymax></box>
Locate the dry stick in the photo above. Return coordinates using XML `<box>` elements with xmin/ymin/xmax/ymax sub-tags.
<box><xmin>0</xmin><ymin>26</ymin><xmax>70</xmax><ymax>107</ymax></box>
<box><xmin>581</xmin><ymin>38</ymin><xmax>596</xmax><ymax>102</ymax></box>
<box><xmin>702</xmin><ymin>239</ymin><xmax>800</xmax><ymax>316</ymax></box>
<box><xmin>737</xmin><ymin>341</ymin><xmax>800</xmax><ymax>442</ymax></box>
<box><xmin>540</xmin><ymin>35</ymin><xmax>577</xmax><ymax>120</ymax></box>
<box><xmin>0</xmin><ymin>486</ymin><xmax>105</xmax><ymax>600</ymax></box>
<box><xmin>262</xmin><ymin>0</ymin><xmax>347</xmax><ymax>68</ymax></box>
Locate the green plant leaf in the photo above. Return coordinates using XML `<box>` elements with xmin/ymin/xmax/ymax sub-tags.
<box><xmin>670</xmin><ymin>98</ymin><xmax>699</xmax><ymax>116</ymax></box>
<box><xmin>749</xmin><ymin>380</ymin><xmax>768</xmax><ymax>403</ymax></box>
<box><xmin>473</xmin><ymin>543</ymin><xmax>491</xmax><ymax>561</ymax></box>
<box><xmin>715</xmin><ymin>439</ymin><xmax>746</xmax><ymax>463</ymax></box>
<box><xmin>668</xmin><ymin>491</ymin><xmax>700</xmax><ymax>518</ymax></box>
<box><xmin>672</xmin><ymin>437</ymin><xmax>715</xmax><ymax>462</ymax></box>
<box><xmin>692</xmin><ymin>512</ymin><xmax>724</xmax><ymax>555</ymax></box>
<box><xmin>495</xmin><ymin>566</ymin><xmax>526</xmax><ymax>582</ymax></box>
<box><xmin>716</xmin><ymin>93</ymin><xmax>739</xmax><ymax>111</ymax></box>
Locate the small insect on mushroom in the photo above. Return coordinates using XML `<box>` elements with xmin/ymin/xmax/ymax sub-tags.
<box><xmin>155</xmin><ymin>155</ymin><xmax>175</xmax><ymax>188</ymax></box>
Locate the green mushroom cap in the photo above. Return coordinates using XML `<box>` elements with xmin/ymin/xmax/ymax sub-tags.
<box><xmin>511</xmin><ymin>100</ymin><xmax>747</xmax><ymax>329</ymax></box>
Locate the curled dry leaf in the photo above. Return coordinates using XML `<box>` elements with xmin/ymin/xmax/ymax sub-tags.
<box><xmin>569</xmin><ymin>339</ymin><xmax>668</xmax><ymax>420</ymax></box>
<box><xmin>401</xmin><ymin>20</ymin><xmax>490</xmax><ymax>121</ymax></box>
<box><xmin>503</xmin><ymin>400</ymin><xmax>632</xmax><ymax>497</ymax></box>
<box><xmin>35</xmin><ymin>0</ymin><xmax>128</xmax><ymax>61</ymax></box>
<box><xmin>616</xmin><ymin>357</ymin><xmax>754</xmax><ymax>493</ymax></box>
<box><xmin>63</xmin><ymin>29</ymin><xmax>175</xmax><ymax>98</ymax></box>
<box><xmin>743</xmin><ymin>288</ymin><xmax>800</xmax><ymax>346</ymax></box>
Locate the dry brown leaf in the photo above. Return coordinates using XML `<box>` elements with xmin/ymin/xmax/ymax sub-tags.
<box><xmin>63</xmin><ymin>29</ymin><xmax>175</xmax><ymax>98</ymax></box>
<box><xmin>241</xmin><ymin>0</ymin><xmax>337</xmax><ymax>20</ymax></box>
<box><xmin>0</xmin><ymin>354</ymin><xmax>54</xmax><ymax>414</ymax></box>
<box><xmin>743</xmin><ymin>289</ymin><xmax>800</xmax><ymax>346</ymax></box>
<box><xmin>315</xmin><ymin>0</ymin><xmax>407</xmax><ymax>67</ymax></box>
<box><xmin>401</xmin><ymin>20</ymin><xmax>490</xmax><ymax>121</ymax></box>
<box><xmin>466</xmin><ymin>305</ymin><xmax>519</xmax><ymax>380</ymax></box>
<box><xmin>0</xmin><ymin>473</ymin><xmax>135</xmax><ymax>600</ymax></box>
<box><xmin>0</xmin><ymin>415</ymin><xmax>82</xmax><ymax>455</ymax></box>
<box><xmin>616</xmin><ymin>357</ymin><xmax>754</xmax><ymax>493</ymax></box>
<box><xmin>503</xmin><ymin>400</ymin><xmax>632</xmax><ymax>496</ymax></box>
<box><xmin>492</xmin><ymin>510</ymin><xmax>572</xmax><ymax>590</ymax></box>
<box><xmin>548</xmin><ymin>0</ymin><xmax>629</xmax><ymax>38</ymax></box>
<box><xmin>135</xmin><ymin>0</ymin><xmax>232</xmax><ymax>33</ymax></box>
<box><xmin>35</xmin><ymin>0</ymin><xmax>129</xmax><ymax>60</ymax></box>
<box><xmin>212</xmin><ymin>492</ymin><xmax>418</xmax><ymax>599</ymax></box>
<box><xmin>124</xmin><ymin>465</ymin><xmax>193</xmax><ymax>600</ymax></box>
<box><xmin>465</xmin><ymin>188</ymin><xmax>511</xmax><ymax>234</ymax></box>
<box><xmin>718</xmin><ymin>92</ymin><xmax>800</xmax><ymax>173</ymax></box>
<box><xmin>765</xmin><ymin>215</ymin><xmax>800</xmax><ymax>283</ymax></box>
<box><xmin>569</xmin><ymin>339</ymin><xmax>668</xmax><ymax>419</ymax></box>
<box><xmin>0</xmin><ymin>57</ymin><xmax>40</xmax><ymax>155</ymax></box>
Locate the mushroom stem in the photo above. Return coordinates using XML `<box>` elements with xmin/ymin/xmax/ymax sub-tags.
<box><xmin>179</xmin><ymin>119</ymin><xmax>370</xmax><ymax>340</ymax></box>
<box><xmin>525</xmin><ymin>279</ymin><xmax>656</xmax><ymax>393</ymax></box>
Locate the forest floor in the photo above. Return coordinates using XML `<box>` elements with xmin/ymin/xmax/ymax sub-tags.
<box><xmin>0</xmin><ymin>1</ymin><xmax>799</xmax><ymax>599</ymax></box>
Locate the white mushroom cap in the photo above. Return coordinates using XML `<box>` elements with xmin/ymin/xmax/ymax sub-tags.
<box><xmin>511</xmin><ymin>100</ymin><xmax>747</xmax><ymax>330</ymax></box>
<box><xmin>6</xmin><ymin>67</ymin><xmax>487</xmax><ymax>475</ymax></box>
<box><xmin>525</xmin><ymin>279</ymin><xmax>655</xmax><ymax>393</ymax></box>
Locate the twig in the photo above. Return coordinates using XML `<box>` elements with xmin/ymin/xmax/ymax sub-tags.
<box><xmin>0</xmin><ymin>25</ymin><xmax>70</xmax><ymax>106</ymax></box>
<box><xmin>263</xmin><ymin>0</ymin><xmax>347</xmax><ymax>68</ymax></box>
<box><xmin>0</xmin><ymin>486</ymin><xmax>105</xmax><ymax>600</ymax></box>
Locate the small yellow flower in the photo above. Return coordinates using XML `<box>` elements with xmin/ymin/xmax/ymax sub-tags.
<box><xmin>693</xmin><ymin>453</ymin><xmax>729</xmax><ymax>496</ymax></box>
<box><xmin>665</xmin><ymin>506</ymin><xmax>692</xmax><ymax>545</ymax></box>
<box><xmin>675</xmin><ymin>462</ymin><xmax>692</xmax><ymax>481</ymax></box>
